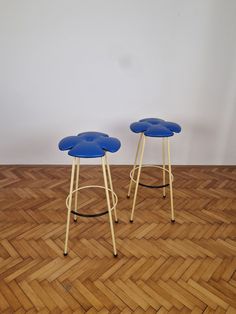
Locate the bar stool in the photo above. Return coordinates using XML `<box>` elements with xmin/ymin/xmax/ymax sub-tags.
<box><xmin>58</xmin><ymin>131</ymin><xmax>121</xmax><ymax>257</ymax></box>
<box><xmin>127</xmin><ymin>118</ymin><xmax>181</xmax><ymax>223</ymax></box>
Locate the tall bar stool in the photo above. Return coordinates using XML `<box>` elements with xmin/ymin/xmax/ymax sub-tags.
<box><xmin>58</xmin><ymin>131</ymin><xmax>121</xmax><ymax>257</ymax></box>
<box><xmin>127</xmin><ymin>118</ymin><xmax>181</xmax><ymax>223</ymax></box>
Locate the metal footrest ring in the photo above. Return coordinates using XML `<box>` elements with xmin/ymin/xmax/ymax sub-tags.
<box><xmin>130</xmin><ymin>165</ymin><xmax>174</xmax><ymax>189</ymax></box>
<box><xmin>66</xmin><ymin>185</ymin><xmax>118</xmax><ymax>218</ymax></box>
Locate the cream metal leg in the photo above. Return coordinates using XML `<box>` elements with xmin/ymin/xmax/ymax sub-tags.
<box><xmin>102</xmin><ymin>156</ymin><xmax>117</xmax><ymax>256</ymax></box>
<box><xmin>105</xmin><ymin>154</ymin><xmax>118</xmax><ymax>223</ymax></box>
<box><xmin>73</xmin><ymin>158</ymin><xmax>80</xmax><ymax>222</ymax></box>
<box><xmin>167</xmin><ymin>138</ymin><xmax>175</xmax><ymax>222</ymax></box>
<box><xmin>162</xmin><ymin>138</ymin><xmax>166</xmax><ymax>198</ymax></box>
<box><xmin>64</xmin><ymin>157</ymin><xmax>76</xmax><ymax>255</ymax></box>
<box><xmin>127</xmin><ymin>133</ymin><xmax>143</xmax><ymax>198</ymax></box>
<box><xmin>130</xmin><ymin>134</ymin><xmax>146</xmax><ymax>222</ymax></box>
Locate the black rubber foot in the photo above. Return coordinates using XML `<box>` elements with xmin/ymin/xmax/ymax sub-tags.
<box><xmin>74</xmin><ymin>219</ymin><xmax>77</xmax><ymax>222</ymax></box>
<box><xmin>171</xmin><ymin>219</ymin><xmax>175</xmax><ymax>223</ymax></box>
<box><xmin>113</xmin><ymin>253</ymin><xmax>118</xmax><ymax>257</ymax></box>
<box><xmin>127</xmin><ymin>195</ymin><xmax>130</xmax><ymax>199</ymax></box>
<box><xmin>63</xmin><ymin>252</ymin><xmax>68</xmax><ymax>256</ymax></box>
<box><xmin>163</xmin><ymin>195</ymin><xmax>166</xmax><ymax>199</ymax></box>
<box><xmin>130</xmin><ymin>219</ymin><xmax>133</xmax><ymax>223</ymax></box>
<box><xmin>115</xmin><ymin>220</ymin><xmax>119</xmax><ymax>223</ymax></box>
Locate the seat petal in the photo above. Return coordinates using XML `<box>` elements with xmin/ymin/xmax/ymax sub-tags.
<box><xmin>161</xmin><ymin>121</ymin><xmax>181</xmax><ymax>133</ymax></box>
<box><xmin>139</xmin><ymin>118</ymin><xmax>164</xmax><ymax>124</ymax></box>
<box><xmin>144</xmin><ymin>125</ymin><xmax>174</xmax><ymax>137</ymax></box>
<box><xmin>77</xmin><ymin>131</ymin><xmax>108</xmax><ymax>141</ymax></box>
<box><xmin>97</xmin><ymin>137</ymin><xmax>121</xmax><ymax>153</ymax></box>
<box><xmin>68</xmin><ymin>141</ymin><xmax>105</xmax><ymax>158</ymax></box>
<box><xmin>58</xmin><ymin>136</ymin><xmax>81</xmax><ymax>151</ymax></box>
<box><xmin>130</xmin><ymin>122</ymin><xmax>150</xmax><ymax>133</ymax></box>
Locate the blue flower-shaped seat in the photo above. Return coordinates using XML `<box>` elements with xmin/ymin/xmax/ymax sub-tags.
<box><xmin>59</xmin><ymin>131</ymin><xmax>121</xmax><ymax>158</ymax></box>
<box><xmin>130</xmin><ymin>118</ymin><xmax>181</xmax><ymax>137</ymax></box>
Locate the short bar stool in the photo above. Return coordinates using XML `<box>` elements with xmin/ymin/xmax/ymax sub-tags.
<box><xmin>127</xmin><ymin>118</ymin><xmax>181</xmax><ymax>223</ymax></box>
<box><xmin>58</xmin><ymin>131</ymin><xmax>121</xmax><ymax>257</ymax></box>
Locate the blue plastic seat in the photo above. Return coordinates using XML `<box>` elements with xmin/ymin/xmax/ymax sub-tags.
<box><xmin>130</xmin><ymin>118</ymin><xmax>181</xmax><ymax>137</ymax></box>
<box><xmin>59</xmin><ymin>131</ymin><xmax>121</xmax><ymax>158</ymax></box>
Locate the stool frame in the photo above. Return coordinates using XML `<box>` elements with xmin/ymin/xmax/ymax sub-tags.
<box><xmin>64</xmin><ymin>154</ymin><xmax>118</xmax><ymax>257</ymax></box>
<box><xmin>128</xmin><ymin>134</ymin><xmax>175</xmax><ymax>223</ymax></box>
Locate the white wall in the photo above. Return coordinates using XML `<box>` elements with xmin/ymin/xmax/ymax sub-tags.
<box><xmin>0</xmin><ymin>0</ymin><xmax>236</xmax><ymax>165</ymax></box>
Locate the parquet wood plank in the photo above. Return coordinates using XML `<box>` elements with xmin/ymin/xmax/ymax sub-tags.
<box><xmin>8</xmin><ymin>280</ymin><xmax>33</xmax><ymax>311</ymax></box>
<box><xmin>0</xmin><ymin>165</ymin><xmax>235</xmax><ymax>312</ymax></box>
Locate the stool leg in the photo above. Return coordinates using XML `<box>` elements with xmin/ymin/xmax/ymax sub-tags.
<box><xmin>102</xmin><ymin>156</ymin><xmax>117</xmax><ymax>257</ymax></box>
<box><xmin>64</xmin><ymin>157</ymin><xmax>76</xmax><ymax>256</ymax></box>
<box><xmin>74</xmin><ymin>158</ymin><xmax>80</xmax><ymax>222</ymax></box>
<box><xmin>130</xmin><ymin>134</ymin><xmax>146</xmax><ymax>222</ymax></box>
<box><xmin>167</xmin><ymin>138</ymin><xmax>175</xmax><ymax>223</ymax></box>
<box><xmin>162</xmin><ymin>138</ymin><xmax>166</xmax><ymax>198</ymax></box>
<box><xmin>105</xmin><ymin>154</ymin><xmax>118</xmax><ymax>223</ymax></box>
<box><xmin>127</xmin><ymin>133</ymin><xmax>143</xmax><ymax>198</ymax></box>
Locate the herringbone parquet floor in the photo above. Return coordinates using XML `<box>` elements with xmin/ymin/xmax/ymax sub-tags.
<box><xmin>0</xmin><ymin>165</ymin><xmax>236</xmax><ymax>313</ymax></box>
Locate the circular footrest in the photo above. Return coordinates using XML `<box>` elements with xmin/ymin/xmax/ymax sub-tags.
<box><xmin>66</xmin><ymin>185</ymin><xmax>118</xmax><ymax>218</ymax></box>
<box><xmin>130</xmin><ymin>165</ymin><xmax>174</xmax><ymax>189</ymax></box>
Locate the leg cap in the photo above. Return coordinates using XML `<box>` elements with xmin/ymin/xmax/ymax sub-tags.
<box><xmin>115</xmin><ymin>220</ymin><xmax>119</xmax><ymax>223</ymax></box>
<box><xmin>63</xmin><ymin>252</ymin><xmax>68</xmax><ymax>256</ymax></box>
<box><xmin>127</xmin><ymin>195</ymin><xmax>130</xmax><ymax>199</ymax></box>
<box><xmin>171</xmin><ymin>219</ymin><xmax>175</xmax><ymax>223</ymax></box>
<box><xmin>163</xmin><ymin>195</ymin><xmax>166</xmax><ymax>199</ymax></box>
<box><xmin>74</xmin><ymin>219</ymin><xmax>77</xmax><ymax>222</ymax></box>
<box><xmin>130</xmin><ymin>219</ymin><xmax>133</xmax><ymax>223</ymax></box>
<box><xmin>113</xmin><ymin>253</ymin><xmax>118</xmax><ymax>257</ymax></box>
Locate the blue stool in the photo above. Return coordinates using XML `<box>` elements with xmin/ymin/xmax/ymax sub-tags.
<box><xmin>128</xmin><ymin>118</ymin><xmax>181</xmax><ymax>223</ymax></box>
<box><xmin>59</xmin><ymin>131</ymin><xmax>121</xmax><ymax>257</ymax></box>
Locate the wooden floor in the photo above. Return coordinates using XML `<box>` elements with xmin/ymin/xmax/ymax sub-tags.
<box><xmin>0</xmin><ymin>165</ymin><xmax>236</xmax><ymax>313</ymax></box>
